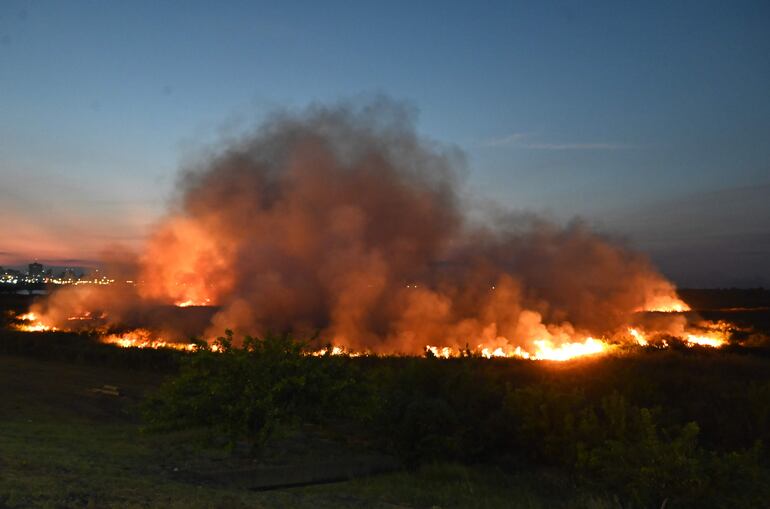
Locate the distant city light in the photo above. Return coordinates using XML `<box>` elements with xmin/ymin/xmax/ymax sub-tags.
<box><xmin>0</xmin><ymin>262</ymin><xmax>116</xmax><ymax>288</ymax></box>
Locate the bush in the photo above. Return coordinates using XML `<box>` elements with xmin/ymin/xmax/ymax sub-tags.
<box><xmin>143</xmin><ymin>331</ymin><xmax>361</xmax><ymax>449</ymax></box>
<box><xmin>368</xmin><ymin>358</ymin><xmax>507</xmax><ymax>464</ymax></box>
<box><xmin>141</xmin><ymin>345</ymin><xmax>770</xmax><ymax>506</ymax></box>
<box><xmin>505</xmin><ymin>386</ymin><xmax>769</xmax><ymax>508</ymax></box>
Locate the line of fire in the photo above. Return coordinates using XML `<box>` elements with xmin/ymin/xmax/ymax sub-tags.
<box><xmin>5</xmin><ymin>260</ymin><xmax>755</xmax><ymax>361</ymax></box>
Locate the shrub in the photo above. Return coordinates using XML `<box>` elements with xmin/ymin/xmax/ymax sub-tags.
<box><xmin>368</xmin><ymin>358</ymin><xmax>506</xmax><ymax>464</ymax></box>
<box><xmin>143</xmin><ymin>331</ymin><xmax>361</xmax><ymax>449</ymax></box>
<box><xmin>505</xmin><ymin>385</ymin><xmax>769</xmax><ymax>507</ymax></box>
<box><xmin>141</xmin><ymin>347</ymin><xmax>770</xmax><ymax>505</ymax></box>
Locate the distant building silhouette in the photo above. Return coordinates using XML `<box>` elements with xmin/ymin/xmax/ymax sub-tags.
<box><xmin>61</xmin><ymin>268</ymin><xmax>77</xmax><ymax>281</ymax></box>
<box><xmin>28</xmin><ymin>262</ymin><xmax>43</xmax><ymax>277</ymax></box>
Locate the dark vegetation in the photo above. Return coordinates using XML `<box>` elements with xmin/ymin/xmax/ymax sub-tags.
<box><xmin>0</xmin><ymin>328</ymin><xmax>182</xmax><ymax>372</ymax></box>
<box><xmin>2</xmin><ymin>289</ymin><xmax>770</xmax><ymax>508</ymax></box>
<box><xmin>141</xmin><ymin>331</ymin><xmax>770</xmax><ymax>508</ymax></box>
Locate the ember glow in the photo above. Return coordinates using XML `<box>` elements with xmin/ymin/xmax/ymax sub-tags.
<box><xmin>10</xmin><ymin>102</ymin><xmax>742</xmax><ymax>360</ymax></box>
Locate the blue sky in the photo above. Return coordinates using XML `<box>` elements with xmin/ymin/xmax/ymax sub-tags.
<box><xmin>1</xmin><ymin>0</ymin><xmax>768</xmax><ymax>285</ymax></box>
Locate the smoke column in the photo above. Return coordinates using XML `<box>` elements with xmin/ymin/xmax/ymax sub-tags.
<box><xmin>32</xmin><ymin>100</ymin><xmax>685</xmax><ymax>353</ymax></box>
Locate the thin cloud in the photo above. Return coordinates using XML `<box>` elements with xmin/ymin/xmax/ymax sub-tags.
<box><xmin>523</xmin><ymin>142</ymin><xmax>631</xmax><ymax>150</ymax></box>
<box><xmin>481</xmin><ymin>133</ymin><xmax>632</xmax><ymax>150</ymax></box>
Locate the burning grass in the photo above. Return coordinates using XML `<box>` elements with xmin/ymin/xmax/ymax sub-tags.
<box><xmin>101</xmin><ymin>329</ymin><xmax>201</xmax><ymax>352</ymax></box>
<box><xmin>7</xmin><ymin>302</ymin><xmax>738</xmax><ymax>363</ymax></box>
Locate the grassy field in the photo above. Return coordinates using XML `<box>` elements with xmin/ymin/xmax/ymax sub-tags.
<box><xmin>0</xmin><ymin>354</ymin><xmax>615</xmax><ymax>509</ymax></box>
<box><xmin>2</xmin><ymin>289</ymin><xmax>769</xmax><ymax>507</ymax></box>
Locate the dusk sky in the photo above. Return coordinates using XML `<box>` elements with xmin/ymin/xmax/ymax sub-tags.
<box><xmin>1</xmin><ymin>0</ymin><xmax>768</xmax><ymax>286</ymax></box>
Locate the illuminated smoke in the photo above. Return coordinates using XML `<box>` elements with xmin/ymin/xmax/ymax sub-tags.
<box><xmin>28</xmin><ymin>100</ymin><xmax>692</xmax><ymax>355</ymax></box>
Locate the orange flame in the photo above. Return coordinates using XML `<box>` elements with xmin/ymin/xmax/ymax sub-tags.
<box><xmin>9</xmin><ymin>292</ymin><xmax>730</xmax><ymax>361</ymax></box>
<box><xmin>310</xmin><ymin>345</ymin><xmax>364</xmax><ymax>357</ymax></box>
<box><xmin>428</xmin><ymin>336</ymin><xmax>612</xmax><ymax>361</ymax></box>
<box><xmin>639</xmin><ymin>294</ymin><xmax>691</xmax><ymax>313</ymax></box>
<box><xmin>13</xmin><ymin>312</ymin><xmax>57</xmax><ymax>332</ymax></box>
<box><xmin>175</xmin><ymin>299</ymin><xmax>211</xmax><ymax>308</ymax></box>
<box><xmin>101</xmin><ymin>329</ymin><xmax>199</xmax><ymax>351</ymax></box>
<box><xmin>529</xmin><ymin>337</ymin><xmax>609</xmax><ymax>360</ymax></box>
<box><xmin>627</xmin><ymin>325</ymin><xmax>728</xmax><ymax>348</ymax></box>
<box><xmin>685</xmin><ymin>332</ymin><xmax>727</xmax><ymax>348</ymax></box>
<box><xmin>628</xmin><ymin>328</ymin><xmax>648</xmax><ymax>346</ymax></box>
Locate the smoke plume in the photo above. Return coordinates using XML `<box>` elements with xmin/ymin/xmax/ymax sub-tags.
<box><xmin>32</xmin><ymin>100</ymin><xmax>685</xmax><ymax>353</ymax></box>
